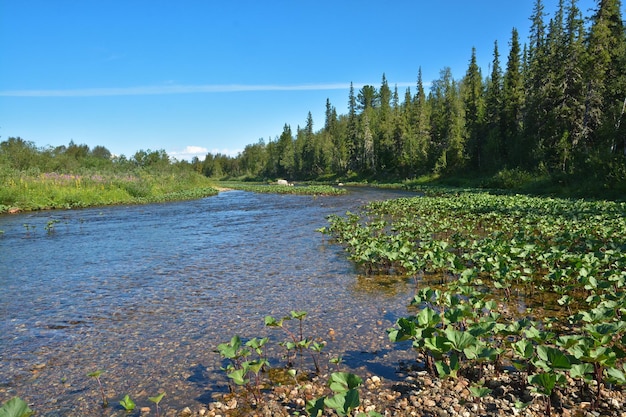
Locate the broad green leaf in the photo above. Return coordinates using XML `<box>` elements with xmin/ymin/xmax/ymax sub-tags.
<box><xmin>119</xmin><ymin>394</ymin><xmax>136</xmax><ymax>412</ymax></box>
<box><xmin>148</xmin><ymin>392</ymin><xmax>165</xmax><ymax>405</ymax></box>
<box><xmin>87</xmin><ymin>370</ymin><xmax>103</xmax><ymax>378</ymax></box>
<box><xmin>227</xmin><ymin>368</ymin><xmax>248</xmax><ymax>386</ymax></box>
<box><xmin>324</xmin><ymin>389</ymin><xmax>360</xmax><ymax>416</ymax></box>
<box><xmin>528</xmin><ymin>373</ymin><xmax>557</xmax><ymax>395</ymax></box>
<box><xmin>607</xmin><ymin>366</ymin><xmax>626</xmax><ymax>385</ymax></box>
<box><xmin>435</xmin><ymin>353</ymin><xmax>460</xmax><ymax>379</ymax></box>
<box><xmin>264</xmin><ymin>315</ymin><xmax>282</xmax><ymax>327</ymax></box>
<box><xmin>305</xmin><ymin>397</ymin><xmax>325</xmax><ymax>417</ymax></box>
<box><xmin>469</xmin><ymin>384</ymin><xmax>492</xmax><ymax>398</ymax></box>
<box><xmin>328</xmin><ymin>372</ymin><xmax>362</xmax><ymax>393</ymax></box>
<box><xmin>570</xmin><ymin>363</ymin><xmax>594</xmax><ymax>380</ymax></box>
<box><xmin>0</xmin><ymin>397</ymin><xmax>33</xmax><ymax>417</ymax></box>
<box><xmin>444</xmin><ymin>327</ymin><xmax>476</xmax><ymax>352</ymax></box>
<box><xmin>417</xmin><ymin>307</ymin><xmax>441</xmax><ymax>328</ymax></box>
<box><xmin>536</xmin><ymin>346</ymin><xmax>571</xmax><ymax>370</ymax></box>
<box><xmin>512</xmin><ymin>340</ymin><xmax>534</xmax><ymax>360</ymax></box>
<box><xmin>424</xmin><ymin>336</ymin><xmax>450</xmax><ymax>356</ymax></box>
<box><xmin>290</xmin><ymin>310</ymin><xmax>307</xmax><ymax>320</ymax></box>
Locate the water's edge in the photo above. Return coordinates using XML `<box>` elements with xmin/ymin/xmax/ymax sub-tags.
<box><xmin>0</xmin><ymin>188</ymin><xmax>418</xmax><ymax>415</ymax></box>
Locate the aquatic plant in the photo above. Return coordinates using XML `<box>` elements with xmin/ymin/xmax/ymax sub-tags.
<box><xmin>0</xmin><ymin>397</ymin><xmax>33</xmax><ymax>417</ymax></box>
<box><xmin>119</xmin><ymin>394</ymin><xmax>135</xmax><ymax>413</ymax></box>
<box><xmin>323</xmin><ymin>190</ymin><xmax>626</xmax><ymax>414</ymax></box>
<box><xmin>305</xmin><ymin>372</ymin><xmax>384</xmax><ymax>417</ymax></box>
<box><xmin>265</xmin><ymin>310</ymin><xmax>325</xmax><ymax>374</ymax></box>
<box><xmin>216</xmin><ymin>335</ymin><xmax>269</xmax><ymax>405</ymax></box>
<box><xmin>44</xmin><ymin>219</ymin><xmax>60</xmax><ymax>234</ymax></box>
<box><xmin>148</xmin><ymin>392</ymin><xmax>165</xmax><ymax>417</ymax></box>
<box><xmin>87</xmin><ymin>370</ymin><xmax>108</xmax><ymax>408</ymax></box>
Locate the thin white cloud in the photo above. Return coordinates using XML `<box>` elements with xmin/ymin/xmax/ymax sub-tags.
<box><xmin>169</xmin><ymin>145</ymin><xmax>242</xmax><ymax>161</ymax></box>
<box><xmin>169</xmin><ymin>145</ymin><xmax>209</xmax><ymax>161</ymax></box>
<box><xmin>0</xmin><ymin>82</ymin><xmax>416</xmax><ymax>97</ymax></box>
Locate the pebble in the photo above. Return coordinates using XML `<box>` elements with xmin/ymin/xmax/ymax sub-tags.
<box><xmin>423</xmin><ymin>399</ymin><xmax>437</xmax><ymax>407</ymax></box>
<box><xmin>178</xmin><ymin>407</ymin><xmax>192</xmax><ymax>417</ymax></box>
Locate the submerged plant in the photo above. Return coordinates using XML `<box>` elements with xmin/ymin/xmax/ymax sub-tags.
<box><xmin>265</xmin><ymin>310</ymin><xmax>325</xmax><ymax>374</ymax></box>
<box><xmin>87</xmin><ymin>370</ymin><xmax>108</xmax><ymax>408</ymax></box>
<box><xmin>119</xmin><ymin>394</ymin><xmax>135</xmax><ymax>413</ymax></box>
<box><xmin>44</xmin><ymin>219</ymin><xmax>60</xmax><ymax>234</ymax></box>
<box><xmin>148</xmin><ymin>392</ymin><xmax>165</xmax><ymax>417</ymax></box>
<box><xmin>216</xmin><ymin>335</ymin><xmax>268</xmax><ymax>405</ymax></box>
<box><xmin>0</xmin><ymin>397</ymin><xmax>33</xmax><ymax>417</ymax></box>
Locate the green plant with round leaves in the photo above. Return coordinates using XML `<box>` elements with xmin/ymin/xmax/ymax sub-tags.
<box><xmin>0</xmin><ymin>397</ymin><xmax>33</xmax><ymax>417</ymax></box>
<box><xmin>119</xmin><ymin>394</ymin><xmax>135</xmax><ymax>413</ymax></box>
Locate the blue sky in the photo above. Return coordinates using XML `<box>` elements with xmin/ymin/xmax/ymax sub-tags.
<box><xmin>0</xmin><ymin>0</ymin><xmax>612</xmax><ymax>161</ymax></box>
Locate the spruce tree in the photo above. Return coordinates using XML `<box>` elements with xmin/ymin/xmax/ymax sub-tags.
<box><xmin>429</xmin><ymin>67</ymin><xmax>465</xmax><ymax>173</ymax></box>
<box><xmin>277</xmin><ymin>124</ymin><xmax>295</xmax><ymax>178</ymax></box>
<box><xmin>484</xmin><ymin>40</ymin><xmax>505</xmax><ymax>170</ymax></box>
<box><xmin>502</xmin><ymin>28</ymin><xmax>525</xmax><ymax>167</ymax></box>
<box><xmin>584</xmin><ymin>0</ymin><xmax>626</xmax><ymax>164</ymax></box>
<box><xmin>462</xmin><ymin>47</ymin><xmax>486</xmax><ymax>171</ymax></box>
<box><xmin>347</xmin><ymin>83</ymin><xmax>362</xmax><ymax>172</ymax></box>
<box><xmin>524</xmin><ymin>0</ymin><xmax>548</xmax><ymax>169</ymax></box>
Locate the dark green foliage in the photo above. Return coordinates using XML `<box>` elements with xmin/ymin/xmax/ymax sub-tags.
<box><xmin>195</xmin><ymin>2</ymin><xmax>625</xmax><ymax>192</ymax></box>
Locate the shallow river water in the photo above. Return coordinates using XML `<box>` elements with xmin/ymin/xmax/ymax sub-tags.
<box><xmin>0</xmin><ymin>187</ymin><xmax>419</xmax><ymax>416</ymax></box>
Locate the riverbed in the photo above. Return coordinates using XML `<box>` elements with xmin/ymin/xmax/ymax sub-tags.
<box><xmin>0</xmin><ymin>187</ymin><xmax>418</xmax><ymax>416</ymax></box>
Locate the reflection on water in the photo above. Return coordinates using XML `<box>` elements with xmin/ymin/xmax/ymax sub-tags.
<box><xmin>0</xmin><ymin>187</ymin><xmax>418</xmax><ymax>415</ymax></box>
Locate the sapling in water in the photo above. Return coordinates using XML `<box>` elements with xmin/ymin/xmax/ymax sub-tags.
<box><xmin>265</xmin><ymin>310</ymin><xmax>325</xmax><ymax>374</ymax></box>
<box><xmin>148</xmin><ymin>392</ymin><xmax>165</xmax><ymax>417</ymax></box>
<box><xmin>87</xmin><ymin>370</ymin><xmax>108</xmax><ymax>408</ymax></box>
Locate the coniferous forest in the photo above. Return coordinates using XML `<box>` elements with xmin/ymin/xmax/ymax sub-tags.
<box><xmin>200</xmin><ymin>0</ymin><xmax>626</xmax><ymax>193</ymax></box>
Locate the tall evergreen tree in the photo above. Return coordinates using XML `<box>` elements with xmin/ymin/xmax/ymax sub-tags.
<box><xmin>524</xmin><ymin>0</ymin><xmax>548</xmax><ymax>168</ymax></box>
<box><xmin>584</xmin><ymin>0</ymin><xmax>626</xmax><ymax>162</ymax></box>
<box><xmin>412</xmin><ymin>68</ymin><xmax>431</xmax><ymax>174</ymax></box>
<box><xmin>462</xmin><ymin>47</ymin><xmax>486</xmax><ymax>171</ymax></box>
<box><xmin>357</xmin><ymin>85</ymin><xmax>379</xmax><ymax>112</ymax></box>
<box><xmin>347</xmin><ymin>83</ymin><xmax>362</xmax><ymax>171</ymax></box>
<box><xmin>325</xmin><ymin>98</ymin><xmax>347</xmax><ymax>174</ymax></box>
<box><xmin>543</xmin><ymin>0</ymin><xmax>587</xmax><ymax>172</ymax></box>
<box><xmin>503</xmin><ymin>28</ymin><xmax>525</xmax><ymax>167</ymax></box>
<box><xmin>377</xmin><ymin>74</ymin><xmax>395</xmax><ymax>172</ymax></box>
<box><xmin>484</xmin><ymin>40</ymin><xmax>505</xmax><ymax>170</ymax></box>
<box><xmin>300</xmin><ymin>112</ymin><xmax>316</xmax><ymax>177</ymax></box>
<box><xmin>429</xmin><ymin>67</ymin><xmax>465</xmax><ymax>173</ymax></box>
<box><xmin>277</xmin><ymin>123</ymin><xmax>295</xmax><ymax>178</ymax></box>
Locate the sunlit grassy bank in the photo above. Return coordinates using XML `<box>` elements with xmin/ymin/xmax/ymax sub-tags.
<box><xmin>218</xmin><ymin>181</ymin><xmax>347</xmax><ymax>196</ymax></box>
<box><xmin>0</xmin><ymin>170</ymin><xmax>218</xmax><ymax>213</ymax></box>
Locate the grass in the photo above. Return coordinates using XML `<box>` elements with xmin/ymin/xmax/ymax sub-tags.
<box><xmin>0</xmin><ymin>170</ymin><xmax>218</xmax><ymax>213</ymax></box>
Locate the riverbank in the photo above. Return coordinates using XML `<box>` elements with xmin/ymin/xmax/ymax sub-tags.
<box><xmin>0</xmin><ymin>170</ymin><xmax>219</xmax><ymax>214</ymax></box>
<box><xmin>160</xmin><ymin>365</ymin><xmax>626</xmax><ymax>417</ymax></box>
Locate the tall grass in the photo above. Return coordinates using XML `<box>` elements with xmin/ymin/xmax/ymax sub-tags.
<box><xmin>0</xmin><ymin>169</ymin><xmax>218</xmax><ymax>212</ymax></box>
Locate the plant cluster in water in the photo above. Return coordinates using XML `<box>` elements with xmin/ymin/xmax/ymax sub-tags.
<box><xmin>216</xmin><ymin>310</ymin><xmax>381</xmax><ymax>416</ymax></box>
<box><xmin>319</xmin><ymin>190</ymin><xmax>626</xmax><ymax>415</ymax></box>
<box><xmin>220</xmin><ymin>182</ymin><xmax>346</xmax><ymax>196</ymax></box>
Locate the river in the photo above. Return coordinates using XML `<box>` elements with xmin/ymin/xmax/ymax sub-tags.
<box><xmin>0</xmin><ymin>187</ymin><xmax>418</xmax><ymax>416</ymax></box>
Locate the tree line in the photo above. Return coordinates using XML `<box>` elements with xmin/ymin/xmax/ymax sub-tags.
<box><xmin>0</xmin><ymin>137</ymin><xmax>191</xmax><ymax>174</ymax></box>
<box><xmin>200</xmin><ymin>0</ymin><xmax>626</xmax><ymax>185</ymax></box>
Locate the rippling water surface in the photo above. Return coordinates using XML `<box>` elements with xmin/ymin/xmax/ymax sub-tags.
<box><xmin>0</xmin><ymin>188</ymin><xmax>418</xmax><ymax>415</ymax></box>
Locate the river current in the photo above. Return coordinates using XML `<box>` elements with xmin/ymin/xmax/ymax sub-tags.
<box><xmin>0</xmin><ymin>187</ymin><xmax>418</xmax><ymax>415</ymax></box>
